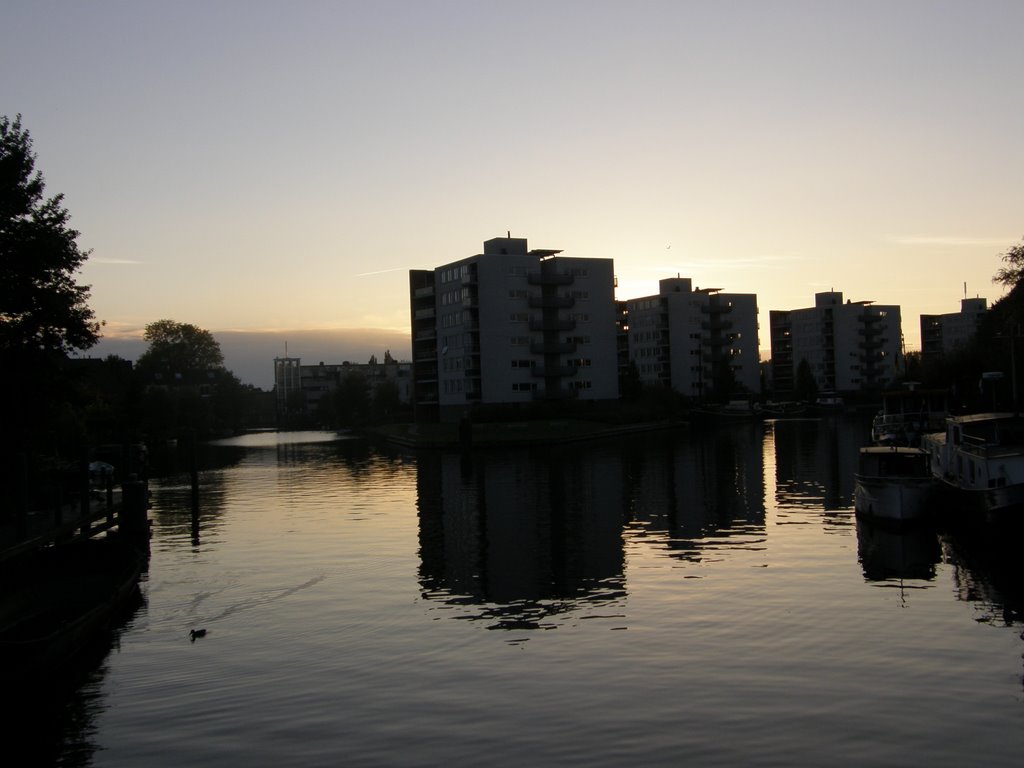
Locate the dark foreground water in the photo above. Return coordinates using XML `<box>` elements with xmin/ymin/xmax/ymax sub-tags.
<box><xmin>19</xmin><ymin>419</ymin><xmax>1024</xmax><ymax>766</ymax></box>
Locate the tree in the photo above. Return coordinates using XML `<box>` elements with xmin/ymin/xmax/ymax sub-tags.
<box><xmin>993</xmin><ymin>237</ymin><xmax>1024</xmax><ymax>288</ymax></box>
<box><xmin>0</xmin><ymin>114</ymin><xmax>99</xmax><ymax>354</ymax></box>
<box><xmin>1</xmin><ymin>115</ymin><xmax>101</xmax><ymax>474</ymax></box>
<box><xmin>136</xmin><ymin>319</ymin><xmax>224</xmax><ymax>375</ymax></box>
<box><xmin>333</xmin><ymin>371</ymin><xmax>370</xmax><ymax>426</ymax></box>
<box><xmin>795</xmin><ymin>358</ymin><xmax>818</xmax><ymax>402</ymax></box>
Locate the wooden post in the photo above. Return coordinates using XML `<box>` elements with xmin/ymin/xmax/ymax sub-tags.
<box><xmin>79</xmin><ymin>454</ymin><xmax>91</xmax><ymax>538</ymax></box>
<box><xmin>120</xmin><ymin>476</ymin><xmax>148</xmax><ymax>538</ymax></box>
<box><xmin>15</xmin><ymin>453</ymin><xmax>28</xmax><ymax>540</ymax></box>
<box><xmin>106</xmin><ymin>474</ymin><xmax>115</xmax><ymax>524</ymax></box>
<box><xmin>190</xmin><ymin>432</ymin><xmax>201</xmax><ymax>544</ymax></box>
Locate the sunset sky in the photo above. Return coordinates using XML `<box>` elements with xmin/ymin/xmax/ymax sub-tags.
<box><xmin>4</xmin><ymin>1</ymin><xmax>1022</xmax><ymax>387</ymax></box>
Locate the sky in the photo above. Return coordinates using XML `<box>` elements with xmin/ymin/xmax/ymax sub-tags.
<box><xmin>4</xmin><ymin>1</ymin><xmax>1022</xmax><ymax>388</ymax></box>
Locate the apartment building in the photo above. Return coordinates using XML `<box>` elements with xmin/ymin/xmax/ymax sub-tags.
<box><xmin>920</xmin><ymin>297</ymin><xmax>987</xmax><ymax>363</ymax></box>
<box><xmin>273</xmin><ymin>355</ymin><xmax>411</xmax><ymax>422</ymax></box>
<box><xmin>409</xmin><ymin>236</ymin><xmax>619</xmax><ymax>421</ymax></box>
<box><xmin>770</xmin><ymin>291</ymin><xmax>902</xmax><ymax>396</ymax></box>
<box><xmin>626</xmin><ymin>277</ymin><xmax>759</xmax><ymax>398</ymax></box>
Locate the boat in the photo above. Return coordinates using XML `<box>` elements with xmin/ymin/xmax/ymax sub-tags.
<box><xmin>871</xmin><ymin>385</ymin><xmax>947</xmax><ymax>446</ymax></box>
<box><xmin>0</xmin><ymin>535</ymin><xmax>144</xmax><ymax>685</ymax></box>
<box><xmin>921</xmin><ymin>412</ymin><xmax>1024</xmax><ymax>515</ymax></box>
<box><xmin>690</xmin><ymin>400</ymin><xmax>760</xmax><ymax>421</ymax></box>
<box><xmin>755</xmin><ymin>401</ymin><xmax>808</xmax><ymax>419</ymax></box>
<box><xmin>854</xmin><ymin>445</ymin><xmax>937</xmax><ymax>523</ymax></box>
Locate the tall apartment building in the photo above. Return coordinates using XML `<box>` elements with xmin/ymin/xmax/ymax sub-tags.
<box><xmin>770</xmin><ymin>291</ymin><xmax>902</xmax><ymax>396</ymax></box>
<box><xmin>409</xmin><ymin>236</ymin><xmax>619</xmax><ymax>421</ymax></box>
<box><xmin>920</xmin><ymin>297</ymin><xmax>987</xmax><ymax>363</ymax></box>
<box><xmin>626</xmin><ymin>277</ymin><xmax>759</xmax><ymax>398</ymax></box>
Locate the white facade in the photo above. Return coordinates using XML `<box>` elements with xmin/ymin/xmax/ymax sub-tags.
<box><xmin>770</xmin><ymin>291</ymin><xmax>903</xmax><ymax>395</ymax></box>
<box><xmin>626</xmin><ymin>278</ymin><xmax>760</xmax><ymax>398</ymax></box>
<box><xmin>412</xmin><ymin>237</ymin><xmax>619</xmax><ymax>420</ymax></box>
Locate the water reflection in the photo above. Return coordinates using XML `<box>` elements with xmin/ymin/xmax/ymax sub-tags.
<box><xmin>416</xmin><ymin>423</ymin><xmax>769</xmax><ymax>631</ymax></box>
<box><xmin>417</xmin><ymin>445</ymin><xmax>627</xmax><ymax>632</ymax></box>
<box><xmin>8</xmin><ymin>587</ymin><xmax>146</xmax><ymax>767</ymax></box>
<box><xmin>28</xmin><ymin>423</ymin><xmax>1024</xmax><ymax>765</ymax></box>
<box><xmin>770</xmin><ymin>416</ymin><xmax>869</xmax><ymax>527</ymax></box>
<box><xmin>942</xmin><ymin>521</ymin><xmax>1024</xmax><ymax>627</ymax></box>
<box><xmin>856</xmin><ymin>518</ymin><xmax>941</xmax><ymax>583</ymax></box>
<box><xmin>623</xmin><ymin>423</ymin><xmax>766</xmax><ymax>560</ymax></box>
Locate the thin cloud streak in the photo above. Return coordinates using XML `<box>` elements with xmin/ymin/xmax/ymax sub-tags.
<box><xmin>356</xmin><ymin>266</ymin><xmax>429</xmax><ymax>277</ymax></box>
<box><xmin>643</xmin><ymin>254</ymin><xmax>806</xmax><ymax>272</ymax></box>
<box><xmin>90</xmin><ymin>258</ymin><xmax>143</xmax><ymax>264</ymax></box>
<box><xmin>886</xmin><ymin>235</ymin><xmax>1016</xmax><ymax>247</ymax></box>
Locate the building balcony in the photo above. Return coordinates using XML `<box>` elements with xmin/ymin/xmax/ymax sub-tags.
<box><xmin>701</xmin><ymin>320</ymin><xmax>733</xmax><ymax>332</ymax></box>
<box><xmin>533</xmin><ymin>387</ymin><xmax>578</xmax><ymax>401</ymax></box>
<box><xmin>530</xmin><ymin>318</ymin><xmax>576</xmax><ymax>332</ymax></box>
<box><xmin>531</xmin><ymin>341</ymin><xmax>577</xmax><ymax>355</ymax></box>
<box><xmin>527</xmin><ymin>271</ymin><xmax>574</xmax><ymax>286</ymax></box>
<box><xmin>414</xmin><ymin>307</ymin><xmax>435</xmax><ymax>320</ymax></box>
<box><xmin>700</xmin><ymin>303</ymin><xmax>733</xmax><ymax>315</ymax></box>
<box><xmin>414</xmin><ymin>285</ymin><xmax>435</xmax><ymax>299</ymax></box>
<box><xmin>531</xmin><ymin>365</ymin><xmax>579</xmax><ymax>378</ymax></box>
<box><xmin>528</xmin><ymin>295</ymin><xmax>575</xmax><ymax>309</ymax></box>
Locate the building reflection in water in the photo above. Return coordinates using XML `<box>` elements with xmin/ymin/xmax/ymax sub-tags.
<box><xmin>622</xmin><ymin>423</ymin><xmax>766</xmax><ymax>561</ymax></box>
<box><xmin>416</xmin><ymin>422</ymin><xmax>767</xmax><ymax>629</ymax></box>
<box><xmin>417</xmin><ymin>444</ymin><xmax>627</xmax><ymax>630</ymax></box>
<box><xmin>770</xmin><ymin>415</ymin><xmax>869</xmax><ymax>527</ymax></box>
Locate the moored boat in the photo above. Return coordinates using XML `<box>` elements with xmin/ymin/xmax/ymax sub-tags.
<box><xmin>871</xmin><ymin>385</ymin><xmax>947</xmax><ymax>446</ymax></box>
<box><xmin>854</xmin><ymin>446</ymin><xmax>937</xmax><ymax>523</ymax></box>
<box><xmin>921</xmin><ymin>412</ymin><xmax>1024</xmax><ymax>516</ymax></box>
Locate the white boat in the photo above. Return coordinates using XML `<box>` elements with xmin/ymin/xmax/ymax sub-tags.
<box><xmin>921</xmin><ymin>412</ymin><xmax>1024</xmax><ymax>515</ymax></box>
<box><xmin>855</xmin><ymin>446</ymin><xmax>937</xmax><ymax>523</ymax></box>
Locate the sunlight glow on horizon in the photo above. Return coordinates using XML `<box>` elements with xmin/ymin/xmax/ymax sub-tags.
<box><xmin>5</xmin><ymin>1</ymin><xmax>1021</xmax><ymax>362</ymax></box>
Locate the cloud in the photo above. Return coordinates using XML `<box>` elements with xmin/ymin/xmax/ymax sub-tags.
<box><xmin>885</xmin><ymin>235</ymin><xmax>1016</xmax><ymax>247</ymax></box>
<box><xmin>89</xmin><ymin>258</ymin><xmax>143</xmax><ymax>264</ymax></box>
<box><xmin>644</xmin><ymin>253</ymin><xmax>805</xmax><ymax>271</ymax></box>
<box><xmin>355</xmin><ymin>265</ymin><xmax>432</xmax><ymax>277</ymax></box>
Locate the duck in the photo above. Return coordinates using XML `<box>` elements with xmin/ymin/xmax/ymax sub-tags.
<box><xmin>189</xmin><ymin>628</ymin><xmax>207</xmax><ymax>641</ymax></box>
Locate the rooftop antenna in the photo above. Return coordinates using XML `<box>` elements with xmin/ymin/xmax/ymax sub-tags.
<box><xmin>964</xmin><ymin>281</ymin><xmax>967</xmax><ymax>298</ymax></box>
<box><xmin>507</xmin><ymin>230</ymin><xmax>511</xmax><ymax>238</ymax></box>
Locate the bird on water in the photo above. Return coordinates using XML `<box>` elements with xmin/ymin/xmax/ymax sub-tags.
<box><xmin>189</xmin><ymin>629</ymin><xmax>207</xmax><ymax>641</ymax></box>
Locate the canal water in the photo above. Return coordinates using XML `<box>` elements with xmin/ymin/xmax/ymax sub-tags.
<box><xmin>23</xmin><ymin>419</ymin><xmax>1024</xmax><ymax>766</ymax></box>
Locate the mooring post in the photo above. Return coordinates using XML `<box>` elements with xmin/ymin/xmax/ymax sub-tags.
<box><xmin>189</xmin><ymin>432</ymin><xmax>201</xmax><ymax>544</ymax></box>
<box><xmin>120</xmin><ymin>474</ymin><xmax>149</xmax><ymax>539</ymax></box>
<box><xmin>15</xmin><ymin>453</ymin><xmax>28</xmax><ymax>540</ymax></box>
<box><xmin>79</xmin><ymin>453</ymin><xmax>91</xmax><ymax>538</ymax></box>
<box><xmin>106</xmin><ymin>474</ymin><xmax>115</xmax><ymax>524</ymax></box>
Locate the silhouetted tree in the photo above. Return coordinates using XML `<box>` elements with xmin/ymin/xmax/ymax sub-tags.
<box><xmin>710</xmin><ymin>358</ymin><xmax>737</xmax><ymax>402</ymax></box>
<box><xmin>334</xmin><ymin>371</ymin><xmax>370</xmax><ymax>426</ymax></box>
<box><xmin>993</xmin><ymin>237</ymin><xmax>1024</xmax><ymax>288</ymax></box>
<box><xmin>371</xmin><ymin>378</ymin><xmax>400</xmax><ymax>420</ymax></box>
<box><xmin>0</xmin><ymin>114</ymin><xmax>100</xmax><ymax>355</ymax></box>
<box><xmin>1</xmin><ymin>115</ymin><xmax>102</xmax><ymax>481</ymax></box>
<box><xmin>136</xmin><ymin>319</ymin><xmax>224</xmax><ymax>375</ymax></box>
<box><xmin>620</xmin><ymin>360</ymin><xmax>642</xmax><ymax>400</ymax></box>
<box><xmin>795</xmin><ymin>358</ymin><xmax>818</xmax><ymax>402</ymax></box>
